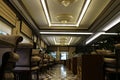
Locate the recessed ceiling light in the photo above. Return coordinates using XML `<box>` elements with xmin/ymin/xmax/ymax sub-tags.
<box><xmin>102</xmin><ymin>33</ymin><xmax>118</xmax><ymax>35</ymax></box>
<box><xmin>68</xmin><ymin>37</ymin><xmax>72</xmax><ymax>45</ymax></box>
<box><xmin>85</xmin><ymin>12</ymin><xmax>120</xmax><ymax>45</ymax></box>
<box><xmin>41</xmin><ymin>0</ymin><xmax>51</xmax><ymax>26</ymax></box>
<box><xmin>85</xmin><ymin>32</ymin><xmax>118</xmax><ymax>45</ymax></box>
<box><xmin>40</xmin><ymin>32</ymin><xmax>93</xmax><ymax>35</ymax></box>
<box><xmin>102</xmin><ymin>12</ymin><xmax>120</xmax><ymax>31</ymax></box>
<box><xmin>76</xmin><ymin>0</ymin><xmax>91</xmax><ymax>27</ymax></box>
<box><xmin>85</xmin><ymin>32</ymin><xmax>105</xmax><ymax>45</ymax></box>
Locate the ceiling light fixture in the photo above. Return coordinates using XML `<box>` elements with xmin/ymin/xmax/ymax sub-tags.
<box><xmin>54</xmin><ymin>37</ymin><xmax>58</xmax><ymax>45</ymax></box>
<box><xmin>76</xmin><ymin>0</ymin><xmax>91</xmax><ymax>27</ymax></box>
<box><xmin>41</xmin><ymin>0</ymin><xmax>51</xmax><ymax>26</ymax></box>
<box><xmin>50</xmin><ymin>24</ymin><xmax>75</xmax><ymax>26</ymax></box>
<box><xmin>41</xmin><ymin>0</ymin><xmax>91</xmax><ymax>27</ymax></box>
<box><xmin>102</xmin><ymin>33</ymin><xmax>118</xmax><ymax>35</ymax></box>
<box><xmin>68</xmin><ymin>37</ymin><xmax>72</xmax><ymax>45</ymax></box>
<box><xmin>40</xmin><ymin>32</ymin><xmax>93</xmax><ymax>35</ymax></box>
<box><xmin>85</xmin><ymin>32</ymin><xmax>105</xmax><ymax>45</ymax></box>
<box><xmin>85</xmin><ymin>32</ymin><xmax>118</xmax><ymax>45</ymax></box>
<box><xmin>58</xmin><ymin>0</ymin><xmax>76</xmax><ymax>7</ymax></box>
<box><xmin>102</xmin><ymin>12</ymin><xmax>120</xmax><ymax>31</ymax></box>
<box><xmin>54</xmin><ymin>37</ymin><xmax>72</xmax><ymax>45</ymax></box>
<box><xmin>85</xmin><ymin>12</ymin><xmax>120</xmax><ymax>45</ymax></box>
<box><xmin>57</xmin><ymin>14</ymin><xmax>73</xmax><ymax>23</ymax></box>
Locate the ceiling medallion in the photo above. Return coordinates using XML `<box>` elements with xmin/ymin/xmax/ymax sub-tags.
<box><xmin>57</xmin><ymin>14</ymin><xmax>73</xmax><ymax>23</ymax></box>
<box><xmin>58</xmin><ymin>0</ymin><xmax>77</xmax><ymax>7</ymax></box>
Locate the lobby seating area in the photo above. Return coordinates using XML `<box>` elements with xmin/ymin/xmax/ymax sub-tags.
<box><xmin>0</xmin><ymin>35</ymin><xmax>120</xmax><ymax>80</ymax></box>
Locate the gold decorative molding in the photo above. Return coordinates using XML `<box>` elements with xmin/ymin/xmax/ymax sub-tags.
<box><xmin>21</xmin><ymin>21</ymin><xmax>32</xmax><ymax>39</ymax></box>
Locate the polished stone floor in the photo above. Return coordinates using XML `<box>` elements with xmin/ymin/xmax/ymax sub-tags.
<box><xmin>39</xmin><ymin>64</ymin><xmax>78</xmax><ymax>80</ymax></box>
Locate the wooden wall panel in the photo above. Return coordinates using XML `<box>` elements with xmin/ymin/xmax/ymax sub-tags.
<box><xmin>21</xmin><ymin>21</ymin><xmax>32</xmax><ymax>39</ymax></box>
<box><xmin>0</xmin><ymin>0</ymin><xmax>16</xmax><ymax>26</ymax></box>
<box><xmin>41</xmin><ymin>40</ymin><xmax>44</xmax><ymax>48</ymax></box>
<box><xmin>48</xmin><ymin>46</ymin><xmax>57</xmax><ymax>51</ymax></box>
<box><xmin>59</xmin><ymin>47</ymin><xmax>68</xmax><ymax>51</ymax></box>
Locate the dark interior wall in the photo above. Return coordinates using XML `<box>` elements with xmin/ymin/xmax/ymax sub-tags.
<box><xmin>75</xmin><ymin>46</ymin><xmax>92</xmax><ymax>54</ymax></box>
<box><xmin>16</xmin><ymin>48</ymin><xmax>31</xmax><ymax>66</ymax></box>
<box><xmin>92</xmin><ymin>35</ymin><xmax>120</xmax><ymax>52</ymax></box>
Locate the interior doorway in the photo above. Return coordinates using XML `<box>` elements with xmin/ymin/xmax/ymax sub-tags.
<box><xmin>60</xmin><ymin>51</ymin><xmax>68</xmax><ymax>65</ymax></box>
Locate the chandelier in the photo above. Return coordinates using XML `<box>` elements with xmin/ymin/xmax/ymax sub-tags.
<box><xmin>59</xmin><ymin>37</ymin><xmax>67</xmax><ymax>45</ymax></box>
<box><xmin>58</xmin><ymin>0</ymin><xmax>76</xmax><ymax>7</ymax></box>
<box><xmin>56</xmin><ymin>14</ymin><xmax>73</xmax><ymax>23</ymax></box>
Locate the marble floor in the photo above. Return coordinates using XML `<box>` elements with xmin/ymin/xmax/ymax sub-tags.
<box><xmin>39</xmin><ymin>64</ymin><xmax>78</xmax><ymax>80</ymax></box>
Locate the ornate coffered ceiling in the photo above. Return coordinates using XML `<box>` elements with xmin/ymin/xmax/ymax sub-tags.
<box><xmin>8</xmin><ymin>0</ymin><xmax>120</xmax><ymax>46</ymax></box>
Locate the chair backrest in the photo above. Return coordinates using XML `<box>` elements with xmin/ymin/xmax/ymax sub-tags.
<box><xmin>115</xmin><ymin>44</ymin><xmax>120</xmax><ymax>69</ymax></box>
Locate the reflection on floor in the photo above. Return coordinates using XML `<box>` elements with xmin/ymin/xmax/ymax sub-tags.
<box><xmin>39</xmin><ymin>64</ymin><xmax>77</xmax><ymax>80</ymax></box>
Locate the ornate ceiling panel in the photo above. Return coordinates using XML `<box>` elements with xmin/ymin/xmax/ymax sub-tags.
<box><xmin>8</xmin><ymin>0</ymin><xmax>120</xmax><ymax>46</ymax></box>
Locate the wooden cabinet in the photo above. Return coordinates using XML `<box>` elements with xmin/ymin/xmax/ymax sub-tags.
<box><xmin>71</xmin><ymin>57</ymin><xmax>77</xmax><ymax>75</ymax></box>
<box><xmin>77</xmin><ymin>54</ymin><xmax>104</xmax><ymax>80</ymax></box>
<box><xmin>66</xmin><ymin>59</ymin><xmax>71</xmax><ymax>70</ymax></box>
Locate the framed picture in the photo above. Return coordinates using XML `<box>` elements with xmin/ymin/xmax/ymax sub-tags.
<box><xmin>20</xmin><ymin>21</ymin><xmax>32</xmax><ymax>39</ymax></box>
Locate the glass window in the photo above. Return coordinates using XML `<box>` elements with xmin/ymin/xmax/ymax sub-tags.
<box><xmin>0</xmin><ymin>30</ymin><xmax>7</xmax><ymax>35</ymax></box>
<box><xmin>50</xmin><ymin>52</ymin><xmax>56</xmax><ymax>58</ymax></box>
<box><xmin>0</xmin><ymin>20</ymin><xmax>12</xmax><ymax>35</ymax></box>
<box><xmin>60</xmin><ymin>52</ymin><xmax>68</xmax><ymax>60</ymax></box>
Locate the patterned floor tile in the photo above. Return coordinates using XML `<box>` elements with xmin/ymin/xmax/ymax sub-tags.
<box><xmin>39</xmin><ymin>64</ymin><xmax>77</xmax><ymax>80</ymax></box>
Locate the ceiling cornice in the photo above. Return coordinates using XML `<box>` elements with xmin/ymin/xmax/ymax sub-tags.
<box><xmin>89</xmin><ymin>0</ymin><xmax>120</xmax><ymax>32</ymax></box>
